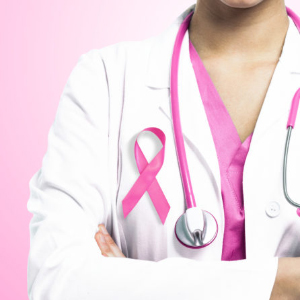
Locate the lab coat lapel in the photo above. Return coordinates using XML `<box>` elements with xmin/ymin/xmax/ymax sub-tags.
<box><xmin>251</xmin><ymin>64</ymin><xmax>293</xmax><ymax>144</ymax></box>
<box><xmin>243</xmin><ymin>15</ymin><xmax>300</xmax><ymax>257</ymax></box>
<box><xmin>249</xmin><ymin>16</ymin><xmax>300</xmax><ymax>143</ymax></box>
<box><xmin>145</xmin><ymin>3</ymin><xmax>196</xmax><ymax>89</ymax></box>
<box><xmin>145</xmin><ymin>3</ymin><xmax>222</xmax><ymax>199</ymax></box>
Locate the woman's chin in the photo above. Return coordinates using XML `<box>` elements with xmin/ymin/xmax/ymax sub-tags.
<box><xmin>220</xmin><ymin>0</ymin><xmax>264</xmax><ymax>9</ymax></box>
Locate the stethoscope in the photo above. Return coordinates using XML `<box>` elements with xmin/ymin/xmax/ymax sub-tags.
<box><xmin>172</xmin><ymin>6</ymin><xmax>300</xmax><ymax>249</ymax></box>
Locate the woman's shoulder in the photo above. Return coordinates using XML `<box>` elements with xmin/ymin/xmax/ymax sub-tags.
<box><xmin>70</xmin><ymin>36</ymin><xmax>164</xmax><ymax>93</ymax></box>
<box><xmin>69</xmin><ymin>17</ymin><xmax>181</xmax><ymax>92</ymax></box>
<box><xmin>79</xmin><ymin>37</ymin><xmax>155</xmax><ymax>70</ymax></box>
<box><xmin>79</xmin><ymin>18</ymin><xmax>179</xmax><ymax>71</ymax></box>
<box><xmin>74</xmin><ymin>5</ymin><xmax>194</xmax><ymax>75</ymax></box>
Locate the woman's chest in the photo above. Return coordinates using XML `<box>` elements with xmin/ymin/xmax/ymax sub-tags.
<box><xmin>202</xmin><ymin>58</ymin><xmax>279</xmax><ymax>143</ymax></box>
<box><xmin>107</xmin><ymin>70</ymin><xmax>300</xmax><ymax>262</ymax></box>
<box><xmin>111</xmin><ymin>88</ymin><xmax>224</xmax><ymax>261</ymax></box>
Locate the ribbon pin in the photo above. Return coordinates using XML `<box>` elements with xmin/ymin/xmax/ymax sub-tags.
<box><xmin>122</xmin><ymin>127</ymin><xmax>170</xmax><ymax>224</ymax></box>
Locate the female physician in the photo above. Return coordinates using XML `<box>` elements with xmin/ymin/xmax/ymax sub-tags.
<box><xmin>27</xmin><ymin>1</ymin><xmax>300</xmax><ymax>299</ymax></box>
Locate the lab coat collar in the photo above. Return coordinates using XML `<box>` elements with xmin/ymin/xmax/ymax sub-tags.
<box><xmin>145</xmin><ymin>4</ymin><xmax>300</xmax><ymax>89</ymax></box>
<box><xmin>280</xmin><ymin>13</ymin><xmax>300</xmax><ymax>74</ymax></box>
<box><xmin>145</xmin><ymin>3</ymin><xmax>196</xmax><ymax>89</ymax></box>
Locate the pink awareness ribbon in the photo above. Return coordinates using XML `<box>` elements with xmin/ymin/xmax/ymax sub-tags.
<box><xmin>122</xmin><ymin>127</ymin><xmax>170</xmax><ymax>224</ymax></box>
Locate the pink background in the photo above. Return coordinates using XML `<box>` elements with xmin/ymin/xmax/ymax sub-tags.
<box><xmin>1</xmin><ymin>0</ymin><xmax>299</xmax><ymax>299</ymax></box>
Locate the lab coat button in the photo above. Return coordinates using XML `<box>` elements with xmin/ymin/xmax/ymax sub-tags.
<box><xmin>265</xmin><ymin>201</ymin><xmax>280</xmax><ymax>218</ymax></box>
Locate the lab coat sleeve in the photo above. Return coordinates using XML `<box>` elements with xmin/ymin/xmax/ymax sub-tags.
<box><xmin>27</xmin><ymin>48</ymin><xmax>279</xmax><ymax>300</ymax></box>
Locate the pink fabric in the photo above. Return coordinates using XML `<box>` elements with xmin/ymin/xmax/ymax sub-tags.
<box><xmin>189</xmin><ymin>40</ymin><xmax>253</xmax><ymax>260</ymax></box>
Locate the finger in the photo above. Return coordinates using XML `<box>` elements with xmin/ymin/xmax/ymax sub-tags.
<box><xmin>101</xmin><ymin>231</ymin><xmax>126</xmax><ymax>258</ymax></box>
<box><xmin>97</xmin><ymin>224</ymin><xmax>126</xmax><ymax>258</ymax></box>
<box><xmin>95</xmin><ymin>230</ymin><xmax>114</xmax><ymax>257</ymax></box>
<box><xmin>98</xmin><ymin>224</ymin><xmax>126</xmax><ymax>258</ymax></box>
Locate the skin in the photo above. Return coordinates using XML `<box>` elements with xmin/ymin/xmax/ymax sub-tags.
<box><xmin>95</xmin><ymin>224</ymin><xmax>126</xmax><ymax>258</ymax></box>
<box><xmin>95</xmin><ymin>0</ymin><xmax>300</xmax><ymax>299</ymax></box>
<box><xmin>189</xmin><ymin>0</ymin><xmax>289</xmax><ymax>143</ymax></box>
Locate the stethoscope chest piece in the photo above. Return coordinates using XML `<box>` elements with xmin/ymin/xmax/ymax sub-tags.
<box><xmin>175</xmin><ymin>207</ymin><xmax>218</xmax><ymax>249</ymax></box>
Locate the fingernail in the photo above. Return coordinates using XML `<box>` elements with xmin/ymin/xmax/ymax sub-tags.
<box><xmin>99</xmin><ymin>233</ymin><xmax>106</xmax><ymax>243</ymax></box>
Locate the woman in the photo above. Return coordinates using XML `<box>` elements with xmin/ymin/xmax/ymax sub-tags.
<box><xmin>27</xmin><ymin>0</ymin><xmax>300</xmax><ymax>299</ymax></box>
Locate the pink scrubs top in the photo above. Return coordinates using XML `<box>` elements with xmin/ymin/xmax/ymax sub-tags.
<box><xmin>189</xmin><ymin>40</ymin><xmax>253</xmax><ymax>261</ymax></box>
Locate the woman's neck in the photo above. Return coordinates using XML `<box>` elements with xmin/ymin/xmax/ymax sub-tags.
<box><xmin>189</xmin><ymin>0</ymin><xmax>289</xmax><ymax>63</ymax></box>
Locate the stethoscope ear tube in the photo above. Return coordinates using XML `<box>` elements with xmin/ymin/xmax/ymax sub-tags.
<box><xmin>283</xmin><ymin>88</ymin><xmax>300</xmax><ymax>209</ymax></box>
<box><xmin>282</xmin><ymin>127</ymin><xmax>300</xmax><ymax>208</ymax></box>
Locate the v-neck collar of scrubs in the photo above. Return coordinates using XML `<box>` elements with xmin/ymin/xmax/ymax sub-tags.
<box><xmin>188</xmin><ymin>39</ymin><xmax>253</xmax><ymax>170</ymax></box>
<box><xmin>189</xmin><ymin>38</ymin><xmax>250</xmax><ymax>260</ymax></box>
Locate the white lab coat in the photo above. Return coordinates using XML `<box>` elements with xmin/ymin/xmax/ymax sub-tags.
<box><xmin>27</xmin><ymin>3</ymin><xmax>300</xmax><ymax>299</ymax></box>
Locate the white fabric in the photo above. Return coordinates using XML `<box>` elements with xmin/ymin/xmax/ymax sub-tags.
<box><xmin>27</xmin><ymin>3</ymin><xmax>300</xmax><ymax>299</ymax></box>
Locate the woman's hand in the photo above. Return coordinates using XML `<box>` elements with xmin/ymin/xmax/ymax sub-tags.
<box><xmin>94</xmin><ymin>224</ymin><xmax>126</xmax><ymax>258</ymax></box>
<box><xmin>270</xmin><ymin>257</ymin><xmax>300</xmax><ymax>300</ymax></box>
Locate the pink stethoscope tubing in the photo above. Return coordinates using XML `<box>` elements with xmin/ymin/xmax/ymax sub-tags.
<box><xmin>170</xmin><ymin>10</ymin><xmax>196</xmax><ymax>210</ymax></box>
<box><xmin>285</xmin><ymin>7</ymin><xmax>300</xmax><ymax>215</ymax></box>
<box><xmin>171</xmin><ymin>10</ymin><xmax>218</xmax><ymax>248</ymax></box>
